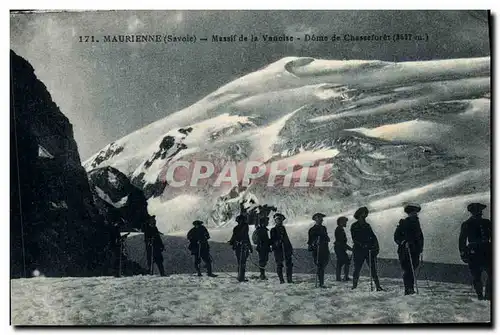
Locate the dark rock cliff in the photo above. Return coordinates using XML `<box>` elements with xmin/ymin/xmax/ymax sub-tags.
<box><xmin>10</xmin><ymin>50</ymin><xmax>143</xmax><ymax>278</ymax></box>
<box><xmin>87</xmin><ymin>166</ymin><xmax>151</xmax><ymax>231</ymax></box>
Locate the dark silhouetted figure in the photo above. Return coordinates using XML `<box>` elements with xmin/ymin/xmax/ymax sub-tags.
<box><xmin>107</xmin><ymin>222</ymin><xmax>122</xmax><ymax>277</ymax></box>
<box><xmin>394</xmin><ymin>203</ymin><xmax>424</xmax><ymax>295</ymax></box>
<box><xmin>187</xmin><ymin>220</ymin><xmax>217</xmax><ymax>277</ymax></box>
<box><xmin>307</xmin><ymin>213</ymin><xmax>330</xmax><ymax>288</ymax></box>
<box><xmin>244</xmin><ymin>204</ymin><xmax>260</xmax><ymax>227</ymax></box>
<box><xmin>229</xmin><ymin>215</ymin><xmax>253</xmax><ymax>282</ymax></box>
<box><xmin>270</xmin><ymin>213</ymin><xmax>294</xmax><ymax>284</ymax></box>
<box><xmin>459</xmin><ymin>203</ymin><xmax>492</xmax><ymax>301</ymax></box>
<box><xmin>116</xmin><ymin>231</ymin><xmax>131</xmax><ymax>276</ymax></box>
<box><xmin>253</xmin><ymin>212</ymin><xmax>272</xmax><ymax>280</ymax></box>
<box><xmin>334</xmin><ymin>216</ymin><xmax>352</xmax><ymax>282</ymax></box>
<box><xmin>143</xmin><ymin>215</ymin><xmax>166</xmax><ymax>276</ymax></box>
<box><xmin>351</xmin><ymin>207</ymin><xmax>384</xmax><ymax>291</ymax></box>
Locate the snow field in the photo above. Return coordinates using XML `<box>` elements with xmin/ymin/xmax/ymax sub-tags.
<box><xmin>11</xmin><ymin>273</ymin><xmax>490</xmax><ymax>325</ymax></box>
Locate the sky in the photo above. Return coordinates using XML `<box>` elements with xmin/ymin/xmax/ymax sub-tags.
<box><xmin>10</xmin><ymin>10</ymin><xmax>490</xmax><ymax>159</ymax></box>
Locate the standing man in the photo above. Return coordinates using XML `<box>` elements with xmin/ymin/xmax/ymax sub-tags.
<box><xmin>270</xmin><ymin>213</ymin><xmax>294</xmax><ymax>284</ymax></box>
<box><xmin>351</xmin><ymin>207</ymin><xmax>384</xmax><ymax>291</ymax></box>
<box><xmin>253</xmin><ymin>210</ymin><xmax>272</xmax><ymax>280</ymax></box>
<box><xmin>107</xmin><ymin>221</ymin><xmax>122</xmax><ymax>277</ymax></box>
<box><xmin>229</xmin><ymin>215</ymin><xmax>253</xmax><ymax>282</ymax></box>
<box><xmin>334</xmin><ymin>216</ymin><xmax>352</xmax><ymax>282</ymax></box>
<box><xmin>394</xmin><ymin>203</ymin><xmax>424</xmax><ymax>295</ymax></box>
<box><xmin>307</xmin><ymin>213</ymin><xmax>330</xmax><ymax>288</ymax></box>
<box><xmin>459</xmin><ymin>203</ymin><xmax>492</xmax><ymax>301</ymax></box>
<box><xmin>143</xmin><ymin>215</ymin><xmax>166</xmax><ymax>276</ymax></box>
<box><xmin>187</xmin><ymin>220</ymin><xmax>217</xmax><ymax>277</ymax></box>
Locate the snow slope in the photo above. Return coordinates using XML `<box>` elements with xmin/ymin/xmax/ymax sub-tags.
<box><xmin>82</xmin><ymin>56</ymin><xmax>490</xmax><ymax>265</ymax></box>
<box><xmin>84</xmin><ymin>56</ymin><xmax>489</xmax><ymax>172</ymax></box>
<box><xmin>11</xmin><ymin>274</ymin><xmax>490</xmax><ymax>325</ymax></box>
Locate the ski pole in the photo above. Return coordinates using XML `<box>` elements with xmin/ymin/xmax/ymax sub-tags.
<box><xmin>369</xmin><ymin>249</ymin><xmax>373</xmax><ymax>292</ymax></box>
<box><xmin>198</xmin><ymin>241</ymin><xmax>202</xmax><ymax>268</ymax></box>
<box><xmin>150</xmin><ymin>240</ymin><xmax>154</xmax><ymax>275</ymax></box>
<box><xmin>281</xmin><ymin>240</ymin><xmax>286</xmax><ymax>281</ymax></box>
<box><xmin>315</xmin><ymin>236</ymin><xmax>320</xmax><ymax>288</ymax></box>
<box><xmin>281</xmin><ymin>241</ymin><xmax>286</xmax><ymax>267</ymax></box>
<box><xmin>406</xmin><ymin>243</ymin><xmax>418</xmax><ymax>294</ymax></box>
<box><xmin>416</xmin><ymin>253</ymin><xmax>423</xmax><ymax>294</ymax></box>
<box><xmin>238</xmin><ymin>242</ymin><xmax>243</xmax><ymax>280</ymax></box>
<box><xmin>118</xmin><ymin>239</ymin><xmax>122</xmax><ymax>278</ymax></box>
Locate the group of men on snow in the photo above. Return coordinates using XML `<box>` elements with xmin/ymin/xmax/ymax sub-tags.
<box><xmin>226</xmin><ymin>209</ymin><xmax>295</xmax><ymax>284</ymax></box>
<box><xmin>120</xmin><ymin>200</ymin><xmax>491</xmax><ymax>300</ymax></box>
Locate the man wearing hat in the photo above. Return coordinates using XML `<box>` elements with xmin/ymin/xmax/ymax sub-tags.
<box><xmin>394</xmin><ymin>203</ymin><xmax>424</xmax><ymax>295</ymax></box>
<box><xmin>229</xmin><ymin>215</ymin><xmax>253</xmax><ymax>282</ymax></box>
<box><xmin>459</xmin><ymin>203</ymin><xmax>492</xmax><ymax>300</ymax></box>
<box><xmin>187</xmin><ymin>220</ymin><xmax>217</xmax><ymax>277</ymax></box>
<box><xmin>107</xmin><ymin>220</ymin><xmax>131</xmax><ymax>278</ymax></box>
<box><xmin>270</xmin><ymin>213</ymin><xmax>294</xmax><ymax>284</ymax></box>
<box><xmin>143</xmin><ymin>215</ymin><xmax>166</xmax><ymax>276</ymax></box>
<box><xmin>307</xmin><ymin>213</ymin><xmax>331</xmax><ymax>288</ymax></box>
<box><xmin>334</xmin><ymin>216</ymin><xmax>352</xmax><ymax>282</ymax></box>
<box><xmin>253</xmin><ymin>210</ymin><xmax>272</xmax><ymax>280</ymax></box>
<box><xmin>105</xmin><ymin>221</ymin><xmax>123</xmax><ymax>278</ymax></box>
<box><xmin>350</xmin><ymin>207</ymin><xmax>384</xmax><ymax>291</ymax></box>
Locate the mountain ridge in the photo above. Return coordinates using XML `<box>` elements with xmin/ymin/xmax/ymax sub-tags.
<box><xmin>82</xmin><ymin>56</ymin><xmax>490</xmax><ymax>265</ymax></box>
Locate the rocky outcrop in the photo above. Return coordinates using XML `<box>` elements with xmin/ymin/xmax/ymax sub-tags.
<box><xmin>130</xmin><ymin>127</ymin><xmax>193</xmax><ymax>199</ymax></box>
<box><xmin>10</xmin><ymin>50</ymin><xmax>141</xmax><ymax>278</ymax></box>
<box><xmin>208</xmin><ymin>185</ymin><xmax>260</xmax><ymax>227</ymax></box>
<box><xmin>88</xmin><ymin>166</ymin><xmax>150</xmax><ymax>231</ymax></box>
<box><xmin>85</xmin><ymin>142</ymin><xmax>124</xmax><ymax>170</ymax></box>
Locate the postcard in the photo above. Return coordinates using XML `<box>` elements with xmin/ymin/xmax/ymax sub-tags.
<box><xmin>10</xmin><ymin>10</ymin><xmax>491</xmax><ymax>325</ymax></box>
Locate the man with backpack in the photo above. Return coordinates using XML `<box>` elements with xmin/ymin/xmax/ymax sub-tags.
<box><xmin>106</xmin><ymin>221</ymin><xmax>122</xmax><ymax>277</ymax></box>
<box><xmin>187</xmin><ymin>220</ymin><xmax>217</xmax><ymax>277</ymax></box>
<box><xmin>253</xmin><ymin>209</ymin><xmax>272</xmax><ymax>280</ymax></box>
<box><xmin>307</xmin><ymin>213</ymin><xmax>331</xmax><ymax>288</ymax></box>
<box><xmin>334</xmin><ymin>216</ymin><xmax>352</xmax><ymax>282</ymax></box>
<box><xmin>459</xmin><ymin>203</ymin><xmax>492</xmax><ymax>300</ymax></box>
<box><xmin>143</xmin><ymin>215</ymin><xmax>166</xmax><ymax>276</ymax></box>
<box><xmin>351</xmin><ymin>207</ymin><xmax>384</xmax><ymax>291</ymax></box>
<box><xmin>394</xmin><ymin>203</ymin><xmax>424</xmax><ymax>295</ymax></box>
<box><xmin>229</xmin><ymin>215</ymin><xmax>253</xmax><ymax>282</ymax></box>
<box><xmin>270</xmin><ymin>213</ymin><xmax>294</xmax><ymax>284</ymax></box>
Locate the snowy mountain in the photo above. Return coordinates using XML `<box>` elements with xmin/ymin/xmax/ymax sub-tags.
<box><xmin>83</xmin><ymin>56</ymin><xmax>490</xmax><ymax>264</ymax></box>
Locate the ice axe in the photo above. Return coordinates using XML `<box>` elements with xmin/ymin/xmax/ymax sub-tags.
<box><xmin>150</xmin><ymin>240</ymin><xmax>154</xmax><ymax>275</ymax></box>
<box><xmin>118</xmin><ymin>232</ymin><xmax>130</xmax><ymax>277</ymax></box>
<box><xmin>315</xmin><ymin>236</ymin><xmax>320</xmax><ymax>288</ymax></box>
<box><xmin>406</xmin><ymin>242</ymin><xmax>419</xmax><ymax>294</ymax></box>
<box><xmin>118</xmin><ymin>240</ymin><xmax>122</xmax><ymax>277</ymax></box>
<box><xmin>368</xmin><ymin>249</ymin><xmax>373</xmax><ymax>292</ymax></box>
<box><xmin>237</xmin><ymin>242</ymin><xmax>244</xmax><ymax>281</ymax></box>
